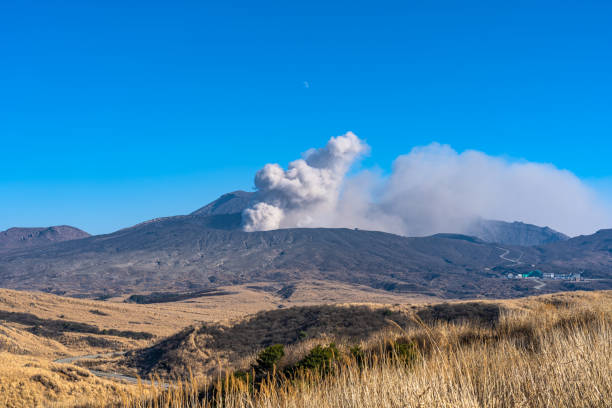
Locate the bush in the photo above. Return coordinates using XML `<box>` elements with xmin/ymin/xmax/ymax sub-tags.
<box><xmin>295</xmin><ymin>343</ymin><xmax>339</xmax><ymax>374</ymax></box>
<box><xmin>253</xmin><ymin>344</ymin><xmax>285</xmax><ymax>377</ymax></box>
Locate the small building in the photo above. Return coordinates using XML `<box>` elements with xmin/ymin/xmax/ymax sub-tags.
<box><xmin>543</xmin><ymin>272</ymin><xmax>554</xmax><ymax>279</ymax></box>
<box><xmin>522</xmin><ymin>270</ymin><xmax>543</xmax><ymax>279</ymax></box>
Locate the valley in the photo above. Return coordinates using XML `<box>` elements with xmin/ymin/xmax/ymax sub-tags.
<box><xmin>1</xmin><ymin>193</ymin><xmax>611</xmax><ymax>407</ymax></box>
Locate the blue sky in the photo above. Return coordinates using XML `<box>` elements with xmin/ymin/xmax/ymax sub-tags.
<box><xmin>1</xmin><ymin>1</ymin><xmax>611</xmax><ymax>234</ymax></box>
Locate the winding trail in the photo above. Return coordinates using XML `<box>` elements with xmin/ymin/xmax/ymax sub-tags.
<box><xmin>54</xmin><ymin>352</ymin><xmax>167</xmax><ymax>387</ymax></box>
<box><xmin>533</xmin><ymin>279</ymin><xmax>546</xmax><ymax>290</ymax></box>
<box><xmin>496</xmin><ymin>247</ymin><xmax>546</xmax><ymax>291</ymax></box>
<box><xmin>497</xmin><ymin>247</ymin><xmax>523</xmax><ymax>265</ymax></box>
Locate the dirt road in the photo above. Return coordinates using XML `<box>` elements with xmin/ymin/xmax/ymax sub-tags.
<box><xmin>54</xmin><ymin>352</ymin><xmax>167</xmax><ymax>387</ymax></box>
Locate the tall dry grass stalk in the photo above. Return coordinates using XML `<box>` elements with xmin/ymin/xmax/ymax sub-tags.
<box><xmin>110</xmin><ymin>299</ymin><xmax>611</xmax><ymax>408</ymax></box>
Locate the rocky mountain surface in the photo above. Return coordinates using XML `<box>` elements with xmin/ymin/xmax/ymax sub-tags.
<box><xmin>0</xmin><ymin>211</ymin><xmax>609</xmax><ymax>298</ymax></box>
<box><xmin>191</xmin><ymin>191</ymin><xmax>255</xmax><ymax>216</ymax></box>
<box><xmin>465</xmin><ymin>219</ymin><xmax>569</xmax><ymax>246</ymax></box>
<box><xmin>0</xmin><ymin>226</ymin><xmax>90</xmax><ymax>253</ymax></box>
<box><xmin>0</xmin><ymin>193</ymin><xmax>609</xmax><ymax>299</ymax></box>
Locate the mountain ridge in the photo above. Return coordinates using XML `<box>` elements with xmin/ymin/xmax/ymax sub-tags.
<box><xmin>192</xmin><ymin>191</ymin><xmax>571</xmax><ymax>246</ymax></box>
<box><xmin>0</xmin><ymin>193</ymin><xmax>608</xmax><ymax>299</ymax></box>
<box><xmin>0</xmin><ymin>211</ymin><xmax>609</xmax><ymax>298</ymax></box>
<box><xmin>0</xmin><ymin>226</ymin><xmax>90</xmax><ymax>253</ymax></box>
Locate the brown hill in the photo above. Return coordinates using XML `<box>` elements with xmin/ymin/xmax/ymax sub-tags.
<box><xmin>124</xmin><ymin>301</ymin><xmax>502</xmax><ymax>378</ymax></box>
<box><xmin>122</xmin><ymin>290</ymin><xmax>611</xmax><ymax>380</ymax></box>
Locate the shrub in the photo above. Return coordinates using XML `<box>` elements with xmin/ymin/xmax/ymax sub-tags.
<box><xmin>253</xmin><ymin>344</ymin><xmax>285</xmax><ymax>377</ymax></box>
<box><xmin>295</xmin><ymin>343</ymin><xmax>339</xmax><ymax>374</ymax></box>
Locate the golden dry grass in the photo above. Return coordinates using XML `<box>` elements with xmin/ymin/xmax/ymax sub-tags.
<box><xmin>0</xmin><ymin>281</ymin><xmax>433</xmax><ymax>359</ymax></box>
<box><xmin>77</xmin><ymin>291</ymin><xmax>612</xmax><ymax>407</ymax></box>
<box><xmin>0</xmin><ymin>282</ymin><xmax>436</xmax><ymax>407</ymax></box>
<box><xmin>0</xmin><ymin>352</ymin><xmax>135</xmax><ymax>408</ymax></box>
<box><xmin>1</xmin><ymin>290</ymin><xmax>609</xmax><ymax>407</ymax></box>
<box><xmin>0</xmin><ymin>323</ymin><xmax>69</xmax><ymax>357</ymax></box>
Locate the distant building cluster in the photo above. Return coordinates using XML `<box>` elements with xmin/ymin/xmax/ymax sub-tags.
<box><xmin>506</xmin><ymin>270</ymin><xmax>582</xmax><ymax>281</ymax></box>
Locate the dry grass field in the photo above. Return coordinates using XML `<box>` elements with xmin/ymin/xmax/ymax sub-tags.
<box><xmin>0</xmin><ymin>281</ymin><xmax>428</xmax><ymax>358</ymax></box>
<box><xmin>0</xmin><ymin>288</ymin><xmax>609</xmax><ymax>407</ymax></box>
<box><xmin>0</xmin><ymin>281</ymin><xmax>434</xmax><ymax>407</ymax></box>
<box><xmin>117</xmin><ymin>290</ymin><xmax>612</xmax><ymax>408</ymax></box>
<box><xmin>0</xmin><ymin>352</ymin><xmax>137</xmax><ymax>408</ymax></box>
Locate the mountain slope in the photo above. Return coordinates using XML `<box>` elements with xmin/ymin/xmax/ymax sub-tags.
<box><xmin>522</xmin><ymin>229</ymin><xmax>612</xmax><ymax>278</ymax></box>
<box><xmin>1</xmin><ymin>213</ymin><xmax>609</xmax><ymax>298</ymax></box>
<box><xmin>465</xmin><ymin>219</ymin><xmax>569</xmax><ymax>246</ymax></box>
<box><xmin>0</xmin><ymin>226</ymin><xmax>90</xmax><ymax>253</ymax></box>
<box><xmin>0</xmin><ymin>215</ymin><xmax>528</xmax><ymax>298</ymax></box>
<box><xmin>189</xmin><ymin>192</ymin><xmax>571</xmax><ymax>246</ymax></box>
<box><xmin>191</xmin><ymin>191</ymin><xmax>255</xmax><ymax>216</ymax></box>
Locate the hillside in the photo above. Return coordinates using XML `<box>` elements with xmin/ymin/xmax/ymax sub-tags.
<box><xmin>520</xmin><ymin>229</ymin><xmax>612</xmax><ymax>278</ymax></box>
<box><xmin>191</xmin><ymin>191</ymin><xmax>255</xmax><ymax>216</ymax></box>
<box><xmin>465</xmin><ymin>219</ymin><xmax>569</xmax><ymax>246</ymax></box>
<box><xmin>0</xmin><ymin>216</ymin><xmax>545</xmax><ymax>298</ymax></box>
<box><xmin>121</xmin><ymin>290</ymin><xmax>611</xmax><ymax>380</ymax></box>
<box><xmin>0</xmin><ymin>281</ymin><xmax>426</xmax><ymax>357</ymax></box>
<box><xmin>0</xmin><ymin>226</ymin><xmax>90</xmax><ymax>253</ymax></box>
<box><xmin>2</xmin><ymin>289</ymin><xmax>610</xmax><ymax>408</ymax></box>
<box><xmin>0</xmin><ymin>213</ymin><xmax>610</xmax><ymax>298</ymax></box>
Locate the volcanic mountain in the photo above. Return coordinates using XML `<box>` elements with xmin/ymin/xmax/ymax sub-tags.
<box><xmin>190</xmin><ymin>190</ymin><xmax>570</xmax><ymax>246</ymax></box>
<box><xmin>0</xmin><ymin>226</ymin><xmax>90</xmax><ymax>253</ymax></box>
<box><xmin>0</xmin><ymin>218</ymin><xmax>609</xmax><ymax>299</ymax></box>
<box><xmin>0</xmin><ymin>193</ymin><xmax>609</xmax><ymax>299</ymax></box>
<box><xmin>465</xmin><ymin>219</ymin><xmax>569</xmax><ymax>246</ymax></box>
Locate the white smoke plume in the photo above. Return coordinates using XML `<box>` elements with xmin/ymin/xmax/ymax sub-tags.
<box><xmin>243</xmin><ymin>133</ymin><xmax>611</xmax><ymax>237</ymax></box>
<box><xmin>243</xmin><ymin>131</ymin><xmax>368</xmax><ymax>231</ymax></box>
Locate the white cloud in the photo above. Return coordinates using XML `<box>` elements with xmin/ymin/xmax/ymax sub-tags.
<box><xmin>242</xmin><ymin>134</ymin><xmax>612</xmax><ymax>237</ymax></box>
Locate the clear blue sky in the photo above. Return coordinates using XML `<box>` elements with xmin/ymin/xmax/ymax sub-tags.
<box><xmin>1</xmin><ymin>1</ymin><xmax>611</xmax><ymax>234</ymax></box>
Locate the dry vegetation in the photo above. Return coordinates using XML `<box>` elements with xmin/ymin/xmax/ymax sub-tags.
<box><xmin>117</xmin><ymin>290</ymin><xmax>612</xmax><ymax>408</ymax></box>
<box><xmin>0</xmin><ymin>289</ymin><xmax>609</xmax><ymax>407</ymax></box>
<box><xmin>0</xmin><ymin>282</ymin><xmax>427</xmax><ymax>336</ymax></box>
<box><xmin>0</xmin><ymin>352</ymin><xmax>135</xmax><ymax>408</ymax></box>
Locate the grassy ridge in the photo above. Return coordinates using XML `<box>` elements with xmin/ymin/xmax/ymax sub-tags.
<box><xmin>117</xmin><ymin>292</ymin><xmax>611</xmax><ymax>407</ymax></box>
<box><xmin>1</xmin><ymin>291</ymin><xmax>610</xmax><ymax>407</ymax></box>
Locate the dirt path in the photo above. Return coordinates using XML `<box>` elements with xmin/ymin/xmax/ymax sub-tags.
<box><xmin>53</xmin><ymin>352</ymin><xmax>167</xmax><ymax>387</ymax></box>
<box><xmin>53</xmin><ymin>352</ymin><xmax>122</xmax><ymax>365</ymax></box>
<box><xmin>495</xmin><ymin>248</ymin><xmax>546</xmax><ymax>291</ymax></box>
<box><xmin>533</xmin><ymin>279</ymin><xmax>546</xmax><ymax>290</ymax></box>
<box><xmin>497</xmin><ymin>247</ymin><xmax>523</xmax><ymax>265</ymax></box>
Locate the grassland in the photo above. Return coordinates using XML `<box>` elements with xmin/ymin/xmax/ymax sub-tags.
<box><xmin>1</xmin><ymin>282</ymin><xmax>411</xmax><ymax>357</ymax></box>
<box><xmin>118</xmin><ymin>290</ymin><xmax>612</xmax><ymax>408</ymax></box>
<box><xmin>0</xmin><ymin>281</ymin><xmax>432</xmax><ymax>407</ymax></box>
<box><xmin>0</xmin><ymin>289</ymin><xmax>609</xmax><ymax>407</ymax></box>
